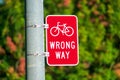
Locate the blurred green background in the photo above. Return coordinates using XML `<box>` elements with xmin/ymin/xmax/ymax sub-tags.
<box><xmin>0</xmin><ymin>0</ymin><xmax>120</xmax><ymax>80</ymax></box>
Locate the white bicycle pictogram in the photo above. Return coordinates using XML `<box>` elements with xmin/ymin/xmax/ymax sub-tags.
<box><xmin>50</xmin><ymin>22</ymin><xmax>74</xmax><ymax>37</ymax></box>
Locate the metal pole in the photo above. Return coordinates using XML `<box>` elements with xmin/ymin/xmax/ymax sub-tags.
<box><xmin>25</xmin><ymin>0</ymin><xmax>45</xmax><ymax>80</ymax></box>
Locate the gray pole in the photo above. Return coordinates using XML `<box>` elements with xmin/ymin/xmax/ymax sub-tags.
<box><xmin>25</xmin><ymin>0</ymin><xmax>45</xmax><ymax>80</ymax></box>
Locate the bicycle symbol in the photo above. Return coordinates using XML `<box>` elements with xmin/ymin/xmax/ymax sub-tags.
<box><xmin>50</xmin><ymin>22</ymin><xmax>74</xmax><ymax>37</ymax></box>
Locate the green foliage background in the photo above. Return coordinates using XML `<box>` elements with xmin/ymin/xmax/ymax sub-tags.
<box><xmin>0</xmin><ymin>0</ymin><xmax>120</xmax><ymax>80</ymax></box>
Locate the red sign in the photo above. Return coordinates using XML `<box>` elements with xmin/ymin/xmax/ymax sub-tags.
<box><xmin>46</xmin><ymin>15</ymin><xmax>79</xmax><ymax>66</ymax></box>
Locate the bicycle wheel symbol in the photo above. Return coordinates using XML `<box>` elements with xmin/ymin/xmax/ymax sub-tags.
<box><xmin>50</xmin><ymin>27</ymin><xmax>59</xmax><ymax>37</ymax></box>
<box><xmin>65</xmin><ymin>26</ymin><xmax>74</xmax><ymax>36</ymax></box>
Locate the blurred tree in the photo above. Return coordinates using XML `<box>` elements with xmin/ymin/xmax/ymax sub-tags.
<box><xmin>0</xmin><ymin>0</ymin><xmax>25</xmax><ymax>79</ymax></box>
<box><xmin>0</xmin><ymin>0</ymin><xmax>120</xmax><ymax>80</ymax></box>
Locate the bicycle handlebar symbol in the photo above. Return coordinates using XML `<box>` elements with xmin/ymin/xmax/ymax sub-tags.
<box><xmin>50</xmin><ymin>22</ymin><xmax>74</xmax><ymax>37</ymax></box>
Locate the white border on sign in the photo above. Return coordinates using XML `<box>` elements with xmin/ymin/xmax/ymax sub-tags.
<box><xmin>45</xmin><ymin>15</ymin><xmax>79</xmax><ymax>66</ymax></box>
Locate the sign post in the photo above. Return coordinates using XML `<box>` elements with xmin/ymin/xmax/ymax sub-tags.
<box><xmin>46</xmin><ymin>15</ymin><xmax>79</xmax><ymax>66</ymax></box>
<box><xmin>26</xmin><ymin>0</ymin><xmax>45</xmax><ymax>80</ymax></box>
